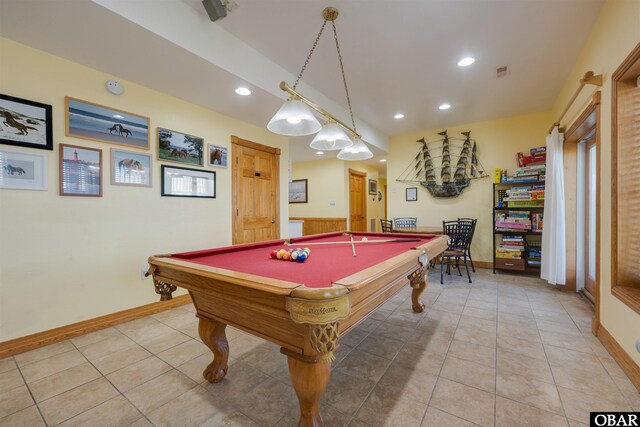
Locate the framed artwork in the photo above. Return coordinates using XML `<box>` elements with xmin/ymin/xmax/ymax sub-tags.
<box><xmin>111</xmin><ymin>148</ymin><xmax>152</xmax><ymax>187</ymax></box>
<box><xmin>161</xmin><ymin>165</ymin><xmax>215</xmax><ymax>198</ymax></box>
<box><xmin>289</xmin><ymin>179</ymin><xmax>308</xmax><ymax>203</ymax></box>
<box><xmin>59</xmin><ymin>144</ymin><xmax>102</xmax><ymax>197</ymax></box>
<box><xmin>406</xmin><ymin>187</ymin><xmax>418</xmax><ymax>201</ymax></box>
<box><xmin>368</xmin><ymin>179</ymin><xmax>378</xmax><ymax>195</ymax></box>
<box><xmin>0</xmin><ymin>94</ymin><xmax>53</xmax><ymax>150</ymax></box>
<box><xmin>65</xmin><ymin>97</ymin><xmax>149</xmax><ymax>150</ymax></box>
<box><xmin>0</xmin><ymin>148</ymin><xmax>47</xmax><ymax>190</ymax></box>
<box><xmin>208</xmin><ymin>144</ymin><xmax>228</xmax><ymax>168</ymax></box>
<box><xmin>158</xmin><ymin>128</ymin><xmax>204</xmax><ymax>166</ymax></box>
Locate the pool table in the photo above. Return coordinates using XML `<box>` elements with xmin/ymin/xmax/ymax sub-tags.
<box><xmin>147</xmin><ymin>231</ymin><xmax>448</xmax><ymax>427</ymax></box>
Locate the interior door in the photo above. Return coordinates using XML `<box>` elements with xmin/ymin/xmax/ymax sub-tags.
<box><xmin>584</xmin><ymin>138</ymin><xmax>597</xmax><ymax>299</ymax></box>
<box><xmin>349</xmin><ymin>169</ymin><xmax>366</xmax><ymax>232</ymax></box>
<box><xmin>232</xmin><ymin>136</ymin><xmax>280</xmax><ymax>244</ymax></box>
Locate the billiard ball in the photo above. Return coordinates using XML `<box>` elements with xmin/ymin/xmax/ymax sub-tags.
<box><xmin>277</xmin><ymin>249</ymin><xmax>287</xmax><ymax>259</ymax></box>
<box><xmin>290</xmin><ymin>251</ymin><xmax>298</xmax><ymax>261</ymax></box>
<box><xmin>282</xmin><ymin>252</ymin><xmax>291</xmax><ymax>261</ymax></box>
<box><xmin>297</xmin><ymin>252</ymin><xmax>307</xmax><ymax>262</ymax></box>
<box><xmin>270</xmin><ymin>250</ymin><xmax>278</xmax><ymax>259</ymax></box>
<box><xmin>362</xmin><ymin>237</ymin><xmax>368</xmax><ymax>242</ymax></box>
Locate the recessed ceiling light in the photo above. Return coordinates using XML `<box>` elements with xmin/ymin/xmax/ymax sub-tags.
<box><xmin>380</xmin><ymin>159</ymin><xmax>387</xmax><ymax>163</ymax></box>
<box><xmin>439</xmin><ymin>104</ymin><xmax>451</xmax><ymax>110</ymax></box>
<box><xmin>316</xmin><ymin>151</ymin><xmax>324</xmax><ymax>155</ymax></box>
<box><xmin>393</xmin><ymin>113</ymin><xmax>405</xmax><ymax>119</ymax></box>
<box><xmin>235</xmin><ymin>87</ymin><xmax>251</xmax><ymax>96</ymax></box>
<box><xmin>457</xmin><ymin>57</ymin><xmax>475</xmax><ymax>67</ymax></box>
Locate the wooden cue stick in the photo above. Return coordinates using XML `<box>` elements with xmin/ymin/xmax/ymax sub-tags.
<box><xmin>284</xmin><ymin>238</ymin><xmax>421</xmax><ymax>246</ymax></box>
<box><xmin>350</xmin><ymin>234</ymin><xmax>357</xmax><ymax>257</ymax></box>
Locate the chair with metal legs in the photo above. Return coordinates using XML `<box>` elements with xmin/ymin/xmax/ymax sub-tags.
<box><xmin>440</xmin><ymin>220</ymin><xmax>473</xmax><ymax>284</ymax></box>
<box><xmin>458</xmin><ymin>218</ymin><xmax>477</xmax><ymax>272</ymax></box>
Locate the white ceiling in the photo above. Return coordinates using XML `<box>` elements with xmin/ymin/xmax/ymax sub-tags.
<box><xmin>0</xmin><ymin>0</ymin><xmax>603</xmax><ymax>177</ymax></box>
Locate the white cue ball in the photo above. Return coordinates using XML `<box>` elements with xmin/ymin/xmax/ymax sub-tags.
<box><xmin>361</xmin><ymin>237</ymin><xmax>368</xmax><ymax>241</ymax></box>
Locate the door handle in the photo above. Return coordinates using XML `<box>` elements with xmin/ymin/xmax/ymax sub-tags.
<box><xmin>271</xmin><ymin>220</ymin><xmax>276</xmax><ymax>224</ymax></box>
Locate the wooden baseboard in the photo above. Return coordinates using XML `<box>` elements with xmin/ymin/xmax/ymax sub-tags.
<box><xmin>596</xmin><ymin>323</ymin><xmax>640</xmax><ymax>392</ymax></box>
<box><xmin>473</xmin><ymin>261</ymin><xmax>493</xmax><ymax>270</ymax></box>
<box><xmin>0</xmin><ymin>295</ymin><xmax>192</xmax><ymax>359</ymax></box>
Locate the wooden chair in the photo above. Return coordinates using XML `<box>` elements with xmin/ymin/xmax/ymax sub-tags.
<box><xmin>458</xmin><ymin>218</ymin><xmax>478</xmax><ymax>272</ymax></box>
<box><xmin>393</xmin><ymin>217</ymin><xmax>417</xmax><ymax>228</ymax></box>
<box><xmin>440</xmin><ymin>220</ymin><xmax>473</xmax><ymax>284</ymax></box>
<box><xmin>380</xmin><ymin>219</ymin><xmax>393</xmax><ymax>232</ymax></box>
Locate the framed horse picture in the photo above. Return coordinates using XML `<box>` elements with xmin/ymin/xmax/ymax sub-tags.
<box><xmin>65</xmin><ymin>97</ymin><xmax>149</xmax><ymax>150</ymax></box>
<box><xmin>0</xmin><ymin>94</ymin><xmax>53</xmax><ymax>151</ymax></box>
<box><xmin>0</xmin><ymin>148</ymin><xmax>48</xmax><ymax>190</ymax></box>
<box><xmin>208</xmin><ymin>144</ymin><xmax>228</xmax><ymax>168</ymax></box>
<box><xmin>157</xmin><ymin>127</ymin><xmax>204</xmax><ymax>166</ymax></box>
<box><xmin>111</xmin><ymin>148</ymin><xmax>152</xmax><ymax>187</ymax></box>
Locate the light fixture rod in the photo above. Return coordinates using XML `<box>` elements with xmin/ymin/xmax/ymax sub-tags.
<box><xmin>279</xmin><ymin>81</ymin><xmax>361</xmax><ymax>140</ymax></box>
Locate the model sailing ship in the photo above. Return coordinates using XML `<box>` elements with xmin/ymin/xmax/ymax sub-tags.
<box><xmin>397</xmin><ymin>130</ymin><xmax>489</xmax><ymax>198</ymax></box>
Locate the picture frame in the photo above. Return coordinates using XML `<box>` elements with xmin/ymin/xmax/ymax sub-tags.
<box><xmin>158</xmin><ymin>127</ymin><xmax>204</xmax><ymax>166</ymax></box>
<box><xmin>368</xmin><ymin>179</ymin><xmax>378</xmax><ymax>195</ymax></box>
<box><xmin>406</xmin><ymin>187</ymin><xmax>418</xmax><ymax>201</ymax></box>
<box><xmin>0</xmin><ymin>148</ymin><xmax>47</xmax><ymax>190</ymax></box>
<box><xmin>111</xmin><ymin>148</ymin><xmax>152</xmax><ymax>187</ymax></box>
<box><xmin>59</xmin><ymin>144</ymin><xmax>102</xmax><ymax>197</ymax></box>
<box><xmin>161</xmin><ymin>165</ymin><xmax>215</xmax><ymax>198</ymax></box>
<box><xmin>289</xmin><ymin>179</ymin><xmax>308</xmax><ymax>203</ymax></box>
<box><xmin>65</xmin><ymin>96</ymin><xmax>149</xmax><ymax>150</ymax></box>
<box><xmin>208</xmin><ymin>144</ymin><xmax>228</xmax><ymax>168</ymax></box>
<box><xmin>0</xmin><ymin>94</ymin><xmax>53</xmax><ymax>151</ymax></box>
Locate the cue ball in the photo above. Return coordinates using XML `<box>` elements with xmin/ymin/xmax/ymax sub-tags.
<box><xmin>362</xmin><ymin>237</ymin><xmax>368</xmax><ymax>241</ymax></box>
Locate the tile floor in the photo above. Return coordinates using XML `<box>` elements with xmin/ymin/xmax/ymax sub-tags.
<box><xmin>1</xmin><ymin>269</ymin><xmax>639</xmax><ymax>426</ymax></box>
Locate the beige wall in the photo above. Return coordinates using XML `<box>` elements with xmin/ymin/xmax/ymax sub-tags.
<box><xmin>0</xmin><ymin>38</ymin><xmax>289</xmax><ymax>341</ymax></box>
<box><xmin>387</xmin><ymin>111</ymin><xmax>552</xmax><ymax>263</ymax></box>
<box><xmin>290</xmin><ymin>158</ymin><xmax>345</xmax><ymax>218</ymax></box>
<box><xmin>551</xmin><ymin>0</ymin><xmax>640</xmax><ymax>365</ymax></box>
<box><xmin>290</xmin><ymin>158</ymin><xmax>380</xmax><ymax>231</ymax></box>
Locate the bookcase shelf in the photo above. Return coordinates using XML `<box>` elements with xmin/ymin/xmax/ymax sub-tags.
<box><xmin>493</xmin><ymin>182</ymin><xmax>544</xmax><ymax>274</ymax></box>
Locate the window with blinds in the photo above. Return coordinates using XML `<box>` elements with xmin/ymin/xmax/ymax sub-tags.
<box><xmin>612</xmin><ymin>42</ymin><xmax>640</xmax><ymax>314</ymax></box>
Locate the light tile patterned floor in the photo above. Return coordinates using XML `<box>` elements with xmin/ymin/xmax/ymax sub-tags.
<box><xmin>1</xmin><ymin>269</ymin><xmax>638</xmax><ymax>426</ymax></box>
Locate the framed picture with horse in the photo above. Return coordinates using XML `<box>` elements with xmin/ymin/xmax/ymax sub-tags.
<box><xmin>208</xmin><ymin>144</ymin><xmax>227</xmax><ymax>168</ymax></box>
<box><xmin>0</xmin><ymin>148</ymin><xmax>48</xmax><ymax>190</ymax></box>
<box><xmin>111</xmin><ymin>148</ymin><xmax>152</xmax><ymax>187</ymax></box>
<box><xmin>157</xmin><ymin>127</ymin><xmax>204</xmax><ymax>166</ymax></box>
<box><xmin>65</xmin><ymin>97</ymin><xmax>150</xmax><ymax>150</ymax></box>
<box><xmin>0</xmin><ymin>94</ymin><xmax>53</xmax><ymax>151</ymax></box>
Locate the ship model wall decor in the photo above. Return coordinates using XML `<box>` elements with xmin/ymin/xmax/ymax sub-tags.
<box><xmin>396</xmin><ymin>130</ymin><xmax>489</xmax><ymax>198</ymax></box>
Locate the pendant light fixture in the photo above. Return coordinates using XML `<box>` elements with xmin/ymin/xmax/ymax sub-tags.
<box><xmin>267</xmin><ymin>7</ymin><xmax>373</xmax><ymax>160</ymax></box>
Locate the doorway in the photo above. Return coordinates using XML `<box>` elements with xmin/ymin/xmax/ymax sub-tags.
<box><xmin>349</xmin><ymin>169</ymin><xmax>366</xmax><ymax>232</ymax></box>
<box><xmin>231</xmin><ymin>136</ymin><xmax>280</xmax><ymax>244</ymax></box>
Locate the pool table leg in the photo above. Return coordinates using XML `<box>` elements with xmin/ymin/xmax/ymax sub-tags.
<box><xmin>198</xmin><ymin>318</ymin><xmax>229</xmax><ymax>383</ymax></box>
<box><xmin>408</xmin><ymin>263</ymin><xmax>428</xmax><ymax>313</ymax></box>
<box><xmin>287</xmin><ymin>355</ymin><xmax>331</xmax><ymax>427</ymax></box>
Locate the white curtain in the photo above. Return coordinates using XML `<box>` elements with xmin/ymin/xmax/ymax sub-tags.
<box><xmin>541</xmin><ymin>126</ymin><xmax>566</xmax><ymax>285</ymax></box>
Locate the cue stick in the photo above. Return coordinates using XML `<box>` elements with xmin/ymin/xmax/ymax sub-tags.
<box><xmin>284</xmin><ymin>238</ymin><xmax>421</xmax><ymax>246</ymax></box>
<box><xmin>349</xmin><ymin>233</ymin><xmax>357</xmax><ymax>257</ymax></box>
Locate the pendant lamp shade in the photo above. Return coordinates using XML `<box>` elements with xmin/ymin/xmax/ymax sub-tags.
<box><xmin>337</xmin><ymin>138</ymin><xmax>373</xmax><ymax>160</ymax></box>
<box><xmin>267</xmin><ymin>99</ymin><xmax>322</xmax><ymax>136</ymax></box>
<box><xmin>309</xmin><ymin>122</ymin><xmax>353</xmax><ymax>151</ymax></box>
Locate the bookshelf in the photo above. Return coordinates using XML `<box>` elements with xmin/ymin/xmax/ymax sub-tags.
<box><xmin>493</xmin><ymin>181</ymin><xmax>545</xmax><ymax>274</ymax></box>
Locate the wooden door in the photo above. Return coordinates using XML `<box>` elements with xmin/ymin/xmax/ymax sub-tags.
<box><xmin>349</xmin><ymin>169</ymin><xmax>366</xmax><ymax>232</ymax></box>
<box><xmin>584</xmin><ymin>138</ymin><xmax>597</xmax><ymax>299</ymax></box>
<box><xmin>232</xmin><ymin>136</ymin><xmax>280</xmax><ymax>244</ymax></box>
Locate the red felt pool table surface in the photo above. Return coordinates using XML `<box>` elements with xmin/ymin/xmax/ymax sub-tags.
<box><xmin>171</xmin><ymin>232</ymin><xmax>440</xmax><ymax>289</ymax></box>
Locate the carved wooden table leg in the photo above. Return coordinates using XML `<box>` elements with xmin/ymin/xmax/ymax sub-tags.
<box><xmin>198</xmin><ymin>318</ymin><xmax>229</xmax><ymax>382</ymax></box>
<box><xmin>287</xmin><ymin>355</ymin><xmax>331</xmax><ymax>427</ymax></box>
<box><xmin>408</xmin><ymin>263</ymin><xmax>428</xmax><ymax>313</ymax></box>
